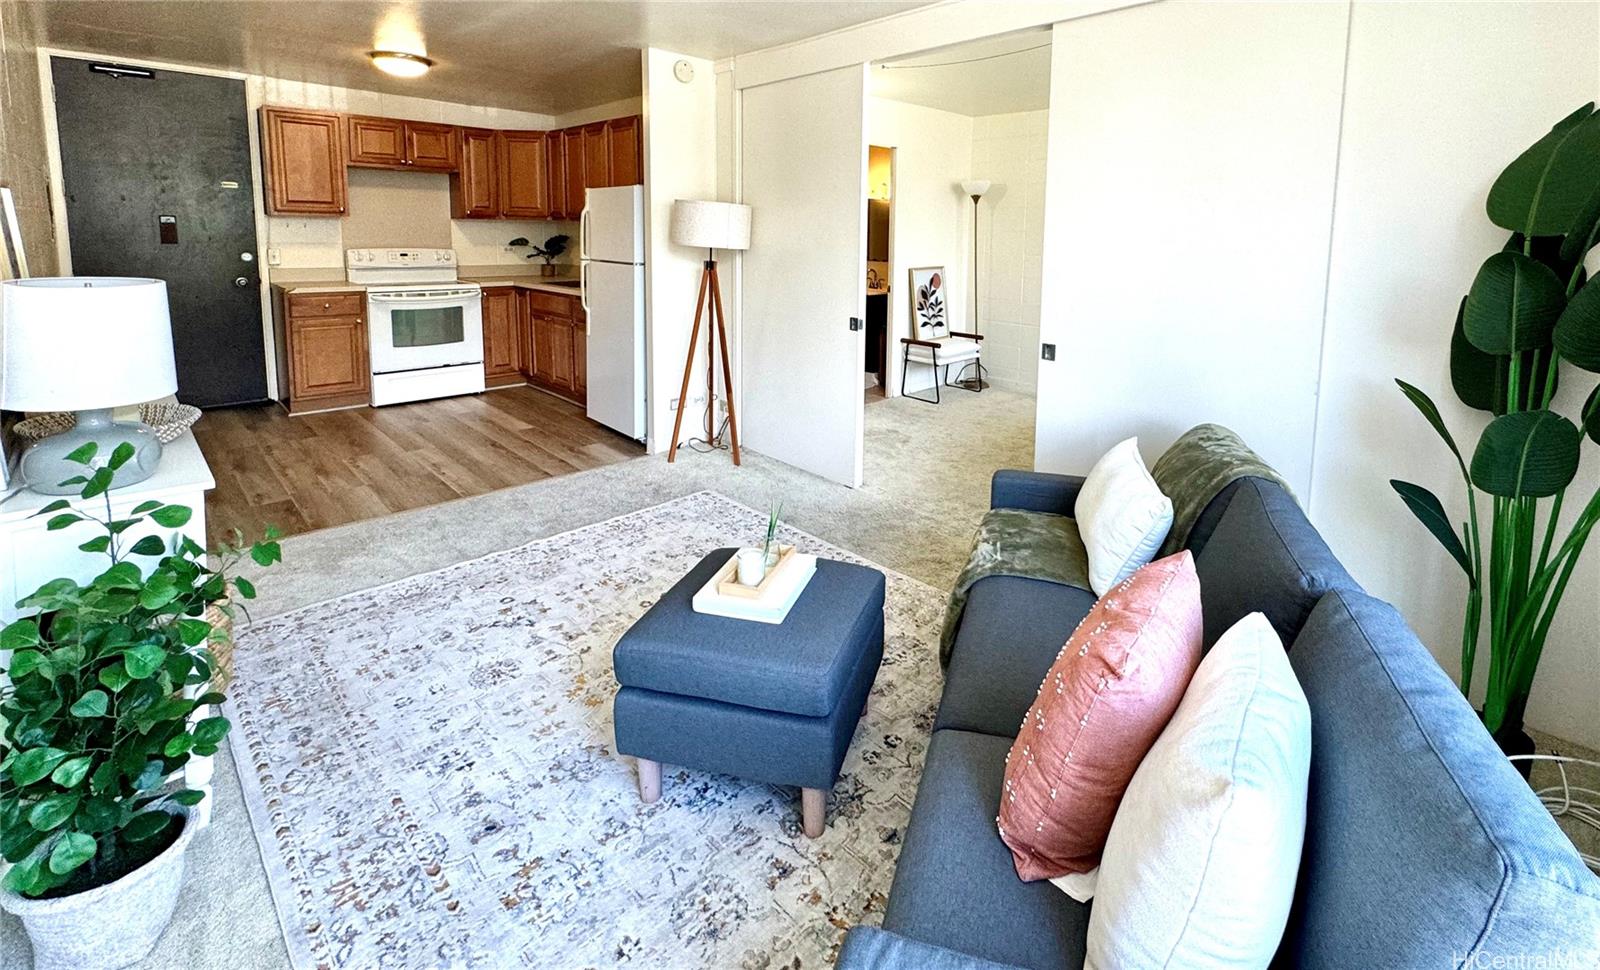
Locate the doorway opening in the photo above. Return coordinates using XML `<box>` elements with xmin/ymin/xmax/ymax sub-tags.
<box><xmin>856</xmin><ymin>29</ymin><xmax>1052</xmax><ymax>485</ymax></box>
<box><xmin>865</xmin><ymin>146</ymin><xmax>893</xmax><ymax>404</ymax></box>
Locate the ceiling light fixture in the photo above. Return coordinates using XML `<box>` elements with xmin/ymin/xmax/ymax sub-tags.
<box><xmin>368</xmin><ymin>50</ymin><xmax>433</xmax><ymax>78</ymax></box>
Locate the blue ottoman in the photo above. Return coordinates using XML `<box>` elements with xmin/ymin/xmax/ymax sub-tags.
<box><xmin>613</xmin><ymin>549</ymin><xmax>886</xmax><ymax>837</ymax></box>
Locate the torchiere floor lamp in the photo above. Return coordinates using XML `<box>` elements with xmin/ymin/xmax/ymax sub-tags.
<box><xmin>667</xmin><ymin>199</ymin><xmax>752</xmax><ymax>465</ymax></box>
<box><xmin>956</xmin><ymin>178</ymin><xmax>991</xmax><ymax>390</ymax></box>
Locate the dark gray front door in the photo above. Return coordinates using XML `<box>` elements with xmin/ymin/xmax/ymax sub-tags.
<box><xmin>52</xmin><ymin>58</ymin><xmax>268</xmax><ymax>408</ymax></box>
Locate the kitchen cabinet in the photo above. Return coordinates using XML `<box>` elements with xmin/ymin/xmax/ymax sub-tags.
<box><xmin>261</xmin><ymin>107</ymin><xmax>346</xmax><ymax>215</ymax></box>
<box><xmin>545</xmin><ymin>131</ymin><xmax>570</xmax><ymax>219</ymax></box>
<box><xmin>481</xmin><ymin>287</ymin><xmax>521</xmax><ymax>386</ymax></box>
<box><xmin>498</xmin><ymin>131</ymin><xmax>551</xmax><ymax>219</ymax></box>
<box><xmin>277</xmin><ymin>290</ymin><xmax>369</xmax><ymax>412</ymax></box>
<box><xmin>572</xmin><ymin>308</ymin><xmax>588</xmax><ymax>400</ymax></box>
<box><xmin>519</xmin><ymin>288</ymin><xmax>586</xmax><ymax>405</ymax></box>
<box><xmin>451</xmin><ymin>128</ymin><xmax>499</xmax><ymax>218</ymax></box>
<box><xmin>562</xmin><ymin>129</ymin><xmax>587</xmax><ymax>217</ymax></box>
<box><xmin>405</xmin><ymin>122</ymin><xmax>459</xmax><ymax>170</ymax></box>
<box><xmin>582</xmin><ymin>122</ymin><xmax>611</xmax><ymax>191</ymax></box>
<box><xmin>348</xmin><ymin>117</ymin><xmax>459</xmax><ymax>171</ymax></box>
<box><xmin>606</xmin><ymin>115</ymin><xmax>642</xmax><ymax>187</ymax></box>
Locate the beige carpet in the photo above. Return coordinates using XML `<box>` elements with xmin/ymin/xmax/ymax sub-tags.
<box><xmin>1</xmin><ymin>387</ymin><xmax>1037</xmax><ymax>970</ymax></box>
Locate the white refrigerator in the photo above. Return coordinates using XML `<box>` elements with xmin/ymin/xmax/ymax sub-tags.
<box><xmin>580</xmin><ymin>185</ymin><xmax>647</xmax><ymax>441</ymax></box>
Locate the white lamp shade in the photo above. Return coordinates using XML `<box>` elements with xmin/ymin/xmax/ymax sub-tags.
<box><xmin>961</xmin><ymin>179</ymin><xmax>992</xmax><ymax>198</ymax></box>
<box><xmin>670</xmin><ymin>200</ymin><xmax>752</xmax><ymax>251</ymax></box>
<box><xmin>1</xmin><ymin>277</ymin><xmax>178</xmax><ymax>411</ymax></box>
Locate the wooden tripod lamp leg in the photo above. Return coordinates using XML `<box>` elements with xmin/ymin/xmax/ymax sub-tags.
<box><xmin>667</xmin><ymin>265</ymin><xmax>712</xmax><ymax>463</ymax></box>
<box><xmin>708</xmin><ymin>263</ymin><xmax>741</xmax><ymax>465</ymax></box>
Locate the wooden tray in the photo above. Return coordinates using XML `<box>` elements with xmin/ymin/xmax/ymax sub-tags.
<box><xmin>716</xmin><ymin>544</ymin><xmax>797</xmax><ymax>600</ymax></box>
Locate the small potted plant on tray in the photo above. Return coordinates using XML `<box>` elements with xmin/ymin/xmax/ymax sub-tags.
<box><xmin>0</xmin><ymin>442</ymin><xmax>281</xmax><ymax>969</ymax></box>
<box><xmin>508</xmin><ymin>234</ymin><xmax>571</xmax><ymax>277</ymax></box>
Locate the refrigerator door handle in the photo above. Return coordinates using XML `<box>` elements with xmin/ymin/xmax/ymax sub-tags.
<box><xmin>579</xmin><ymin>205</ymin><xmax>591</xmax><ymax>261</ymax></box>
<box><xmin>580</xmin><ymin>260</ymin><xmax>591</xmax><ymax>321</ymax></box>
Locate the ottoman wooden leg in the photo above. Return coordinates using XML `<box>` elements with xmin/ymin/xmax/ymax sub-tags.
<box><xmin>801</xmin><ymin>787</ymin><xmax>826</xmax><ymax>838</ymax></box>
<box><xmin>638</xmin><ymin>758</ymin><xmax>662</xmax><ymax>804</ymax></box>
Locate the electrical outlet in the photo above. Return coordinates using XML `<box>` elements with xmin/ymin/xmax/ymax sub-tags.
<box><xmin>501</xmin><ymin>244</ymin><xmax>517</xmax><ymax>254</ymax></box>
<box><xmin>1041</xmin><ymin>343</ymin><xmax>1056</xmax><ymax>361</ymax></box>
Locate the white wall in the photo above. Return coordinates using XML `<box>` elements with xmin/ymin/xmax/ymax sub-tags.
<box><xmin>642</xmin><ymin>48</ymin><xmax>719</xmax><ymax>455</ymax></box>
<box><xmin>972</xmin><ymin>109</ymin><xmax>1047</xmax><ymax>394</ymax></box>
<box><xmin>1035</xmin><ymin>1</ymin><xmax>1347</xmax><ymax>495</ymax></box>
<box><xmin>555</xmin><ymin>96</ymin><xmax>644</xmax><ymax>129</ymax></box>
<box><xmin>866</xmin><ymin>97</ymin><xmax>973</xmax><ymax>395</ymax></box>
<box><xmin>1311</xmin><ymin>1</ymin><xmax>1600</xmax><ymax>747</ymax></box>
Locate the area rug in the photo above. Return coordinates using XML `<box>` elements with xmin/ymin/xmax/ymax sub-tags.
<box><xmin>225</xmin><ymin>491</ymin><xmax>946</xmax><ymax>970</ymax></box>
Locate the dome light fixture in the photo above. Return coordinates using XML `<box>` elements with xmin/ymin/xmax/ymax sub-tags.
<box><xmin>368</xmin><ymin>50</ymin><xmax>433</xmax><ymax>78</ymax></box>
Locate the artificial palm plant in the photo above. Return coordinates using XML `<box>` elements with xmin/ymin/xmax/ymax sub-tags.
<box><xmin>1393</xmin><ymin>103</ymin><xmax>1600</xmax><ymax>741</ymax></box>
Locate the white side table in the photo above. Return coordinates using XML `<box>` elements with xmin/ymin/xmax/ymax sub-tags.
<box><xmin>1</xmin><ymin>431</ymin><xmax>219</xmax><ymax>826</ymax></box>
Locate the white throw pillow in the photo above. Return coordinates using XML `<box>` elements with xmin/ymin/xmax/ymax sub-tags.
<box><xmin>1085</xmin><ymin>612</ymin><xmax>1310</xmax><ymax>970</ymax></box>
<box><xmin>1076</xmin><ymin>437</ymin><xmax>1174</xmax><ymax>595</ymax></box>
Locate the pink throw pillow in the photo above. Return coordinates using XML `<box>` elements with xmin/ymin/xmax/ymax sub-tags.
<box><xmin>996</xmin><ymin>551</ymin><xmax>1203</xmax><ymax>881</ymax></box>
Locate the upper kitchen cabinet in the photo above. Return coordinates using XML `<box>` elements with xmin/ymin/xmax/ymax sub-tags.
<box><xmin>582</xmin><ymin>122</ymin><xmax>611</xmax><ymax>192</ymax></box>
<box><xmin>451</xmin><ymin>127</ymin><xmax>499</xmax><ymax>219</ymax></box>
<box><xmin>405</xmin><ymin>122</ymin><xmax>459</xmax><ymax>170</ymax></box>
<box><xmin>349</xmin><ymin>116</ymin><xmax>458</xmax><ymax>171</ymax></box>
<box><xmin>607</xmin><ymin>115</ymin><xmax>642</xmax><ymax>187</ymax></box>
<box><xmin>499</xmin><ymin>131</ymin><xmax>550</xmax><ymax>219</ymax></box>
<box><xmin>545</xmin><ymin>131</ymin><xmax>569</xmax><ymax>220</ymax></box>
<box><xmin>261</xmin><ymin>107</ymin><xmax>346</xmax><ymax>216</ymax></box>
<box><xmin>561</xmin><ymin>129</ymin><xmax>587</xmax><ymax>218</ymax></box>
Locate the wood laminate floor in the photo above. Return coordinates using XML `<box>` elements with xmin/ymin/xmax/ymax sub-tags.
<box><xmin>192</xmin><ymin>386</ymin><xmax>645</xmax><ymax>546</ymax></box>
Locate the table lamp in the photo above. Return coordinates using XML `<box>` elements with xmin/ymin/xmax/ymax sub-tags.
<box><xmin>1</xmin><ymin>277</ymin><xmax>178</xmax><ymax>494</ymax></box>
<box><xmin>666</xmin><ymin>200</ymin><xmax>752</xmax><ymax>466</ymax></box>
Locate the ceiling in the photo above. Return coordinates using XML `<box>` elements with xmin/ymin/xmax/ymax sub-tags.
<box><xmin>870</xmin><ymin>29</ymin><xmax>1051</xmax><ymax>117</ymax></box>
<box><xmin>36</xmin><ymin>0</ymin><xmax>930</xmax><ymax>115</ymax></box>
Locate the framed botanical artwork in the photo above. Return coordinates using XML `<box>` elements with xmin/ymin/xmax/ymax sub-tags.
<box><xmin>908</xmin><ymin>266</ymin><xmax>948</xmax><ymax>340</ymax></box>
<box><xmin>0</xmin><ymin>186</ymin><xmax>26</xmax><ymax>281</ymax></box>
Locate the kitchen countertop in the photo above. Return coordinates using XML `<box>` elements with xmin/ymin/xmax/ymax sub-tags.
<box><xmin>271</xmin><ymin>275</ymin><xmax>584</xmax><ymax>297</ymax></box>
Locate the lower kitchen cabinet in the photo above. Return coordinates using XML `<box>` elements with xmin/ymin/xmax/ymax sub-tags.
<box><xmin>482</xmin><ymin>287</ymin><xmax>522</xmax><ymax>386</ymax></box>
<box><xmin>517</xmin><ymin>288</ymin><xmax>586</xmax><ymax>406</ymax></box>
<box><xmin>275</xmin><ymin>290</ymin><xmax>370</xmax><ymax>413</ymax></box>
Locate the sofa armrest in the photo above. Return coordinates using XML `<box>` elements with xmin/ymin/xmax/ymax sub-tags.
<box><xmin>837</xmin><ymin>927</ymin><xmax>1030</xmax><ymax>970</ymax></box>
<box><xmin>990</xmin><ymin>470</ymin><xmax>1085</xmax><ymax>516</ymax></box>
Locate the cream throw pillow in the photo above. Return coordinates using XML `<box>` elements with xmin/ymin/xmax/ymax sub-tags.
<box><xmin>1076</xmin><ymin>438</ymin><xmax>1174</xmax><ymax>596</ymax></box>
<box><xmin>1085</xmin><ymin>612</ymin><xmax>1311</xmax><ymax>970</ymax></box>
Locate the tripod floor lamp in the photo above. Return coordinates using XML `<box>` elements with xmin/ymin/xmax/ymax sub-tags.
<box><xmin>667</xmin><ymin>199</ymin><xmax>752</xmax><ymax>465</ymax></box>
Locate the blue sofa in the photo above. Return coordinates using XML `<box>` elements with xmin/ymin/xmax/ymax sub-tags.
<box><xmin>837</xmin><ymin>470</ymin><xmax>1600</xmax><ymax>969</ymax></box>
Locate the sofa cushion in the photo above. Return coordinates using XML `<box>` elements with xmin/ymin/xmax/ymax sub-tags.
<box><xmin>838</xmin><ymin>927</ymin><xmax>1032</xmax><ymax>970</ymax></box>
<box><xmin>884</xmin><ymin>729</ymin><xmax>1089</xmax><ymax>970</ymax></box>
<box><xmin>1279</xmin><ymin>590</ymin><xmax>1600</xmax><ymax>967</ymax></box>
<box><xmin>1193</xmin><ymin>478</ymin><xmax>1356</xmax><ymax>649</ymax></box>
<box><xmin>935</xmin><ymin>576</ymin><xmax>1097</xmax><ymax>738</ymax></box>
<box><xmin>997</xmin><ymin>552</ymin><xmax>1204</xmax><ymax>881</ymax></box>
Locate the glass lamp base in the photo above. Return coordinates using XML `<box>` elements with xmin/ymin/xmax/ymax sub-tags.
<box><xmin>19</xmin><ymin>408</ymin><xmax>164</xmax><ymax>495</ymax></box>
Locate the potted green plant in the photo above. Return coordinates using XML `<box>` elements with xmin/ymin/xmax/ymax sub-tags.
<box><xmin>508</xmin><ymin>234</ymin><xmax>571</xmax><ymax>277</ymax></box>
<box><xmin>1391</xmin><ymin>102</ymin><xmax>1600</xmax><ymax>764</ymax></box>
<box><xmin>0</xmin><ymin>442</ymin><xmax>281</xmax><ymax>968</ymax></box>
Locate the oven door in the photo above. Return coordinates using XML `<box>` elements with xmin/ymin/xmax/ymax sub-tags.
<box><xmin>367</xmin><ymin>287</ymin><xmax>484</xmax><ymax>374</ymax></box>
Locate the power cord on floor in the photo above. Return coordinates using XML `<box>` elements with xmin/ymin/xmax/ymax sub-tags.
<box><xmin>1509</xmin><ymin>754</ymin><xmax>1600</xmax><ymax>873</ymax></box>
<box><xmin>676</xmin><ymin>397</ymin><xmax>732</xmax><ymax>455</ymax></box>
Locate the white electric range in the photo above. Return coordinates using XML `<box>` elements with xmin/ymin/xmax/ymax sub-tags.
<box><xmin>347</xmin><ymin>248</ymin><xmax>484</xmax><ymax>406</ymax></box>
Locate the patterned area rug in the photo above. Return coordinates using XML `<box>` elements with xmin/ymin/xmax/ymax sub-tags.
<box><xmin>226</xmin><ymin>491</ymin><xmax>946</xmax><ymax>970</ymax></box>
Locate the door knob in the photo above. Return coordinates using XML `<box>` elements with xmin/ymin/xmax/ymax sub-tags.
<box><xmin>234</xmin><ymin>277</ymin><xmax>250</xmax><ymax>288</ymax></box>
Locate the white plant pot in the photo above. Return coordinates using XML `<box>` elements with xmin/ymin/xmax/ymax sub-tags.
<box><xmin>0</xmin><ymin>810</ymin><xmax>195</xmax><ymax>970</ymax></box>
